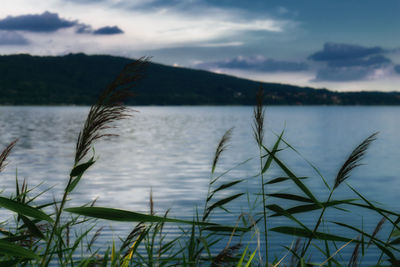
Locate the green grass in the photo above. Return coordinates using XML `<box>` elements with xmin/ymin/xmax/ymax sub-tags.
<box><xmin>0</xmin><ymin>59</ymin><xmax>399</xmax><ymax>266</ymax></box>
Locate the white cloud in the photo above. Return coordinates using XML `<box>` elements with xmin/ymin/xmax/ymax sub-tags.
<box><xmin>0</xmin><ymin>0</ymin><xmax>292</xmax><ymax>52</ymax></box>
<box><xmin>196</xmin><ymin>42</ymin><xmax>243</xmax><ymax>48</ymax></box>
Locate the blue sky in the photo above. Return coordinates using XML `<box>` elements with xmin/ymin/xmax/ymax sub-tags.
<box><xmin>1</xmin><ymin>0</ymin><xmax>400</xmax><ymax>91</ymax></box>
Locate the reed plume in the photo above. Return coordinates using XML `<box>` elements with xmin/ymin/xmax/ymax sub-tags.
<box><xmin>0</xmin><ymin>139</ymin><xmax>17</xmax><ymax>172</ymax></box>
<box><xmin>348</xmin><ymin>241</ymin><xmax>360</xmax><ymax>267</ymax></box>
<box><xmin>88</xmin><ymin>226</ymin><xmax>104</xmax><ymax>250</ymax></box>
<box><xmin>334</xmin><ymin>132</ymin><xmax>378</xmax><ymax>189</ymax></box>
<box><xmin>212</xmin><ymin>127</ymin><xmax>234</xmax><ymax>174</ymax></box>
<box><xmin>210</xmin><ymin>243</ymin><xmax>241</xmax><ymax>267</ymax></box>
<box><xmin>252</xmin><ymin>87</ymin><xmax>269</xmax><ymax>265</ymax></box>
<box><xmin>301</xmin><ymin>132</ymin><xmax>378</xmax><ymax>257</ymax></box>
<box><xmin>368</xmin><ymin>217</ymin><xmax>385</xmax><ymax>248</ymax></box>
<box><xmin>253</xmin><ymin>88</ymin><xmax>265</xmax><ymax>146</ymax></box>
<box><xmin>75</xmin><ymin>58</ymin><xmax>148</xmax><ymax>164</ymax></box>
<box><xmin>42</xmin><ymin>58</ymin><xmax>148</xmax><ymax>267</ymax></box>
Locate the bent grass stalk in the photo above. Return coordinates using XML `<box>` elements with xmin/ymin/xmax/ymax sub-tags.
<box><xmin>41</xmin><ymin>59</ymin><xmax>147</xmax><ymax>266</ymax></box>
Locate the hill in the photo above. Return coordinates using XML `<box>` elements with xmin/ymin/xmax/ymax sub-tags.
<box><xmin>0</xmin><ymin>53</ymin><xmax>399</xmax><ymax>105</ymax></box>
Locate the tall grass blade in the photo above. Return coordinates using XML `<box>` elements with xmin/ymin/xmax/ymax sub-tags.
<box><xmin>266</xmin><ymin>204</ymin><xmax>311</xmax><ymax>232</ymax></box>
<box><xmin>261</xmin><ymin>130</ymin><xmax>283</xmax><ymax>175</ymax></box>
<box><xmin>269</xmin><ymin>199</ymin><xmax>356</xmax><ymax>217</ymax></box>
<box><xmin>0</xmin><ymin>196</ymin><xmax>52</xmax><ymax>222</ymax></box>
<box><xmin>347</xmin><ymin>184</ymin><xmax>400</xmax><ymax>232</ymax></box>
<box><xmin>244</xmin><ymin>247</ymin><xmax>257</xmax><ymax>267</ymax></box>
<box><xmin>20</xmin><ymin>215</ymin><xmax>45</xmax><ymax>239</ymax></box>
<box><xmin>208</xmin><ymin>180</ymin><xmax>243</xmax><ymax>202</ymax></box>
<box><xmin>373</xmin><ymin>240</ymin><xmax>396</xmax><ymax>262</ymax></box>
<box><xmin>267</xmin><ymin>193</ymin><xmax>313</xmax><ymax>203</ymax></box>
<box><xmin>236</xmin><ymin>243</ymin><xmax>249</xmax><ymax>267</ymax></box>
<box><xmin>276</xmin><ymin>134</ymin><xmax>331</xmax><ymax>190</ymax></box>
<box><xmin>331</xmin><ymin>222</ymin><xmax>400</xmax><ymax>253</ymax></box>
<box><xmin>66</xmin><ymin>206</ymin><xmax>242</xmax><ymax>230</ymax></box>
<box><xmin>204</xmin><ymin>193</ymin><xmax>244</xmax><ymax>221</ymax></box>
<box><xmin>270</xmin><ymin>226</ymin><xmax>356</xmax><ymax>242</ymax></box>
<box><xmin>265</xmin><ymin>176</ymin><xmax>307</xmax><ymax>185</ymax></box>
<box><xmin>263</xmin><ymin>146</ymin><xmax>319</xmax><ymax>204</ymax></box>
<box><xmin>0</xmin><ymin>239</ymin><xmax>38</xmax><ymax>259</ymax></box>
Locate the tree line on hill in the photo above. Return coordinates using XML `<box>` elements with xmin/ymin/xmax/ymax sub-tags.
<box><xmin>0</xmin><ymin>53</ymin><xmax>399</xmax><ymax>105</ymax></box>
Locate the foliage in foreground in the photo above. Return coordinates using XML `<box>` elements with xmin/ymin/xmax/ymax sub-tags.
<box><xmin>0</xmin><ymin>59</ymin><xmax>399</xmax><ymax>266</ymax></box>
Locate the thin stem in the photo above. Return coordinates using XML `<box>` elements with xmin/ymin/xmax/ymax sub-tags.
<box><xmin>301</xmin><ymin>190</ymin><xmax>334</xmax><ymax>258</ymax></box>
<box><xmin>202</xmin><ymin>172</ymin><xmax>213</xmax><ymax>223</ymax></box>
<box><xmin>376</xmin><ymin>216</ymin><xmax>399</xmax><ymax>265</ymax></box>
<box><xmin>259</xmin><ymin>146</ymin><xmax>268</xmax><ymax>266</ymax></box>
<box><xmin>41</xmin><ymin>176</ymin><xmax>73</xmax><ymax>267</ymax></box>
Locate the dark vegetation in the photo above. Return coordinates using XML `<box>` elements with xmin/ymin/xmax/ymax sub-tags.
<box><xmin>1</xmin><ymin>53</ymin><xmax>400</xmax><ymax>105</ymax></box>
<box><xmin>1</xmin><ymin>58</ymin><xmax>400</xmax><ymax>266</ymax></box>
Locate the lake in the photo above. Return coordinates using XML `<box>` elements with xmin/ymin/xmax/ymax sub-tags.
<box><xmin>0</xmin><ymin>106</ymin><xmax>399</xmax><ymax>264</ymax></box>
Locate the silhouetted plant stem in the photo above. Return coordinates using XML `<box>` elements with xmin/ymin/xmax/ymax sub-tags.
<box><xmin>259</xmin><ymin>147</ymin><xmax>269</xmax><ymax>266</ymax></box>
<box><xmin>301</xmin><ymin>133</ymin><xmax>377</xmax><ymax>259</ymax></box>
<box><xmin>253</xmin><ymin>87</ymin><xmax>268</xmax><ymax>265</ymax></box>
<box><xmin>41</xmin><ymin>59</ymin><xmax>145</xmax><ymax>266</ymax></box>
<box><xmin>41</xmin><ymin>176</ymin><xmax>73</xmax><ymax>267</ymax></box>
<box><xmin>301</xmin><ymin>190</ymin><xmax>333</xmax><ymax>257</ymax></box>
<box><xmin>376</xmin><ymin>216</ymin><xmax>399</xmax><ymax>265</ymax></box>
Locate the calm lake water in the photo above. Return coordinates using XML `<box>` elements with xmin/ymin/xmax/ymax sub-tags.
<box><xmin>0</xmin><ymin>106</ymin><xmax>399</xmax><ymax>264</ymax></box>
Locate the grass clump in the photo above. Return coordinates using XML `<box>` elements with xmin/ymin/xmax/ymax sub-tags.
<box><xmin>0</xmin><ymin>60</ymin><xmax>399</xmax><ymax>266</ymax></box>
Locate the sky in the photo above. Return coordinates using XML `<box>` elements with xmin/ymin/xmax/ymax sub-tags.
<box><xmin>1</xmin><ymin>0</ymin><xmax>400</xmax><ymax>92</ymax></box>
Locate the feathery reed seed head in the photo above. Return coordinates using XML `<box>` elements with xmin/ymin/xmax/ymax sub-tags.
<box><xmin>0</xmin><ymin>139</ymin><xmax>17</xmax><ymax>172</ymax></box>
<box><xmin>349</xmin><ymin>240</ymin><xmax>360</xmax><ymax>267</ymax></box>
<box><xmin>253</xmin><ymin>87</ymin><xmax>265</xmax><ymax>146</ymax></box>
<box><xmin>210</xmin><ymin>243</ymin><xmax>241</xmax><ymax>267</ymax></box>
<box><xmin>74</xmin><ymin>58</ymin><xmax>148</xmax><ymax>164</ymax></box>
<box><xmin>334</xmin><ymin>132</ymin><xmax>378</xmax><ymax>190</ymax></box>
<box><xmin>368</xmin><ymin>217</ymin><xmax>385</xmax><ymax>248</ymax></box>
<box><xmin>212</xmin><ymin>127</ymin><xmax>234</xmax><ymax>173</ymax></box>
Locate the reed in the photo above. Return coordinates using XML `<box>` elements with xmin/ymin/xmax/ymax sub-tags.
<box><xmin>253</xmin><ymin>87</ymin><xmax>269</xmax><ymax>266</ymax></box>
<box><xmin>0</xmin><ymin>60</ymin><xmax>399</xmax><ymax>266</ymax></box>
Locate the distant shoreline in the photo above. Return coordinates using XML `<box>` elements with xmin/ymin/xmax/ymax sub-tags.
<box><xmin>1</xmin><ymin>53</ymin><xmax>400</xmax><ymax>105</ymax></box>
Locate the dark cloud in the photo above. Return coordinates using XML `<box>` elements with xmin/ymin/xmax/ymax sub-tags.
<box><xmin>0</xmin><ymin>12</ymin><xmax>124</xmax><ymax>36</ymax></box>
<box><xmin>76</xmin><ymin>24</ymin><xmax>124</xmax><ymax>35</ymax></box>
<box><xmin>313</xmin><ymin>62</ymin><xmax>389</xmax><ymax>82</ymax></box>
<box><xmin>199</xmin><ymin>56</ymin><xmax>308</xmax><ymax>72</ymax></box>
<box><xmin>315</xmin><ymin>67</ymin><xmax>370</xmax><ymax>81</ymax></box>
<box><xmin>93</xmin><ymin>26</ymin><xmax>124</xmax><ymax>35</ymax></box>
<box><xmin>0</xmin><ymin>31</ymin><xmax>29</xmax><ymax>45</ymax></box>
<box><xmin>0</xmin><ymin>11</ymin><xmax>76</xmax><ymax>32</ymax></box>
<box><xmin>309</xmin><ymin>43</ymin><xmax>384</xmax><ymax>61</ymax></box>
<box><xmin>76</xmin><ymin>24</ymin><xmax>93</xmax><ymax>34</ymax></box>
<box><xmin>394</xmin><ymin>65</ymin><xmax>400</xmax><ymax>74</ymax></box>
<box><xmin>310</xmin><ymin>43</ymin><xmax>392</xmax><ymax>81</ymax></box>
<box><xmin>327</xmin><ymin>55</ymin><xmax>391</xmax><ymax>68</ymax></box>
